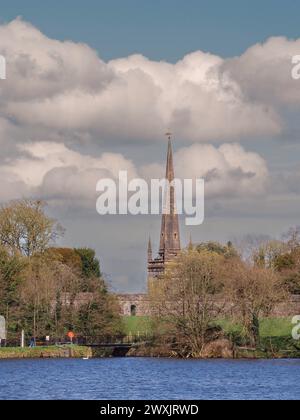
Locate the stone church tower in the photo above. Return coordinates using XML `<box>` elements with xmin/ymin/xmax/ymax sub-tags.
<box><xmin>117</xmin><ymin>135</ymin><xmax>182</xmax><ymax>316</ymax></box>
<box><xmin>148</xmin><ymin>134</ymin><xmax>181</xmax><ymax>283</ymax></box>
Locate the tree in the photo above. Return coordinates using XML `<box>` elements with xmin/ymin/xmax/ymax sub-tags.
<box><xmin>0</xmin><ymin>199</ymin><xmax>121</xmax><ymax>343</ymax></box>
<box><xmin>150</xmin><ymin>249</ymin><xmax>226</xmax><ymax>358</ymax></box>
<box><xmin>252</xmin><ymin>228</ymin><xmax>300</xmax><ymax>294</ymax></box>
<box><xmin>273</xmin><ymin>248</ymin><xmax>300</xmax><ymax>294</ymax></box>
<box><xmin>49</xmin><ymin>248</ymin><xmax>83</xmax><ymax>274</ymax></box>
<box><xmin>232</xmin><ymin>234</ymin><xmax>271</xmax><ymax>262</ymax></box>
<box><xmin>196</xmin><ymin>241</ymin><xmax>238</xmax><ymax>259</ymax></box>
<box><xmin>224</xmin><ymin>259</ymin><xmax>287</xmax><ymax>347</ymax></box>
<box><xmin>0</xmin><ymin>246</ymin><xmax>26</xmax><ymax>308</ymax></box>
<box><xmin>19</xmin><ymin>246</ymin><xmax>85</xmax><ymax>338</ymax></box>
<box><xmin>253</xmin><ymin>240</ymin><xmax>288</xmax><ymax>269</ymax></box>
<box><xmin>76</xmin><ymin>278</ymin><xmax>122</xmax><ymax>340</ymax></box>
<box><xmin>0</xmin><ymin>246</ymin><xmax>26</xmax><ymax>339</ymax></box>
<box><xmin>282</xmin><ymin>226</ymin><xmax>300</xmax><ymax>250</ymax></box>
<box><xmin>75</xmin><ymin>248</ymin><xmax>101</xmax><ymax>279</ymax></box>
<box><xmin>0</xmin><ymin>200</ymin><xmax>64</xmax><ymax>256</ymax></box>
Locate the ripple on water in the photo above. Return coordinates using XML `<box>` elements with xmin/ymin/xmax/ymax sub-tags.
<box><xmin>0</xmin><ymin>358</ymin><xmax>300</xmax><ymax>400</ymax></box>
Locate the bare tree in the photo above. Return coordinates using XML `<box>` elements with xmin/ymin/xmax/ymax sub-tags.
<box><xmin>232</xmin><ymin>234</ymin><xmax>272</xmax><ymax>262</ymax></box>
<box><xmin>254</xmin><ymin>240</ymin><xmax>288</xmax><ymax>269</ymax></box>
<box><xmin>150</xmin><ymin>249</ymin><xmax>226</xmax><ymax>358</ymax></box>
<box><xmin>282</xmin><ymin>226</ymin><xmax>300</xmax><ymax>251</ymax></box>
<box><xmin>224</xmin><ymin>259</ymin><xmax>287</xmax><ymax>347</ymax></box>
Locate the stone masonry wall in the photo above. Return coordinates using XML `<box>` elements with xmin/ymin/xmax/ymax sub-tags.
<box><xmin>116</xmin><ymin>294</ymin><xmax>151</xmax><ymax>316</ymax></box>
<box><xmin>53</xmin><ymin>292</ymin><xmax>151</xmax><ymax>316</ymax></box>
<box><xmin>271</xmin><ymin>295</ymin><xmax>300</xmax><ymax>317</ymax></box>
<box><xmin>116</xmin><ymin>293</ymin><xmax>300</xmax><ymax>318</ymax></box>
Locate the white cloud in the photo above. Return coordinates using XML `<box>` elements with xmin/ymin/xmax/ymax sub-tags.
<box><xmin>0</xmin><ymin>18</ymin><xmax>285</xmax><ymax>146</ymax></box>
<box><xmin>0</xmin><ymin>140</ymin><xmax>269</xmax><ymax>205</ymax></box>
<box><xmin>0</xmin><ymin>18</ymin><xmax>297</xmax><ymax>208</ymax></box>
<box><xmin>109</xmin><ymin>52</ymin><xmax>280</xmax><ymax>142</ymax></box>
<box><xmin>0</xmin><ymin>169</ymin><xmax>29</xmax><ymax>201</ymax></box>
<box><xmin>223</xmin><ymin>36</ymin><xmax>300</xmax><ymax>106</ymax></box>
<box><xmin>0</xmin><ymin>142</ymin><xmax>137</xmax><ymax>205</ymax></box>
<box><xmin>143</xmin><ymin>143</ymin><xmax>269</xmax><ymax>198</ymax></box>
<box><xmin>5</xmin><ymin>142</ymin><xmax>137</xmax><ymax>186</ymax></box>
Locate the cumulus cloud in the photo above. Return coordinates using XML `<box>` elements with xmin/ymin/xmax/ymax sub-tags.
<box><xmin>0</xmin><ymin>169</ymin><xmax>29</xmax><ymax>202</ymax></box>
<box><xmin>5</xmin><ymin>142</ymin><xmax>137</xmax><ymax>185</ymax></box>
<box><xmin>176</xmin><ymin>143</ymin><xmax>268</xmax><ymax>197</ymax></box>
<box><xmin>0</xmin><ymin>18</ymin><xmax>297</xmax><ymax>207</ymax></box>
<box><xmin>142</xmin><ymin>143</ymin><xmax>269</xmax><ymax>198</ymax></box>
<box><xmin>0</xmin><ymin>139</ymin><xmax>269</xmax><ymax>206</ymax></box>
<box><xmin>109</xmin><ymin>52</ymin><xmax>280</xmax><ymax>142</ymax></box>
<box><xmin>0</xmin><ymin>142</ymin><xmax>137</xmax><ymax>205</ymax></box>
<box><xmin>0</xmin><ymin>18</ymin><xmax>287</xmax><ymax>146</ymax></box>
<box><xmin>223</xmin><ymin>36</ymin><xmax>300</xmax><ymax>106</ymax></box>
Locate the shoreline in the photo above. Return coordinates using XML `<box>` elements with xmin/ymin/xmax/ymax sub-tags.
<box><xmin>0</xmin><ymin>345</ymin><xmax>92</xmax><ymax>360</ymax></box>
<box><xmin>1</xmin><ymin>344</ymin><xmax>300</xmax><ymax>360</ymax></box>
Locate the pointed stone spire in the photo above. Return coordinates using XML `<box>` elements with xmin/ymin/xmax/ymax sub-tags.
<box><xmin>165</xmin><ymin>133</ymin><xmax>175</xmax><ymax>183</ymax></box>
<box><xmin>159</xmin><ymin>133</ymin><xmax>181</xmax><ymax>260</ymax></box>
<box><xmin>148</xmin><ymin>236</ymin><xmax>153</xmax><ymax>262</ymax></box>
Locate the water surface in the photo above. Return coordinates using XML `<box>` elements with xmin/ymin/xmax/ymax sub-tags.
<box><xmin>0</xmin><ymin>358</ymin><xmax>299</xmax><ymax>400</ymax></box>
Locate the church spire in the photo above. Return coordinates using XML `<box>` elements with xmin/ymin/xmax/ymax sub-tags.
<box><xmin>165</xmin><ymin>132</ymin><xmax>175</xmax><ymax>183</ymax></box>
<box><xmin>159</xmin><ymin>133</ymin><xmax>181</xmax><ymax>260</ymax></box>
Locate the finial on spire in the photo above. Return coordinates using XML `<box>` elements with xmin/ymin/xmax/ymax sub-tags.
<box><xmin>165</xmin><ymin>131</ymin><xmax>172</xmax><ymax>141</ymax></box>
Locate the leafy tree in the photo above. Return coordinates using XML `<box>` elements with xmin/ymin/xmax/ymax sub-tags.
<box><xmin>0</xmin><ymin>200</ymin><xmax>121</xmax><ymax>344</ymax></box>
<box><xmin>196</xmin><ymin>241</ymin><xmax>238</xmax><ymax>259</ymax></box>
<box><xmin>0</xmin><ymin>247</ymin><xmax>25</xmax><ymax>307</ymax></box>
<box><xmin>75</xmin><ymin>248</ymin><xmax>101</xmax><ymax>279</ymax></box>
<box><xmin>49</xmin><ymin>248</ymin><xmax>83</xmax><ymax>273</ymax></box>
<box><xmin>0</xmin><ymin>246</ymin><xmax>26</xmax><ymax>338</ymax></box>
<box><xmin>0</xmin><ymin>200</ymin><xmax>64</xmax><ymax>256</ymax></box>
<box><xmin>76</xmin><ymin>278</ymin><xmax>122</xmax><ymax>340</ymax></box>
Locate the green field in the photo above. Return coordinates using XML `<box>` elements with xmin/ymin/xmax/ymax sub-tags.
<box><xmin>123</xmin><ymin>316</ymin><xmax>294</xmax><ymax>338</ymax></box>
<box><xmin>122</xmin><ymin>316</ymin><xmax>154</xmax><ymax>336</ymax></box>
<box><xmin>218</xmin><ymin>317</ymin><xmax>293</xmax><ymax>338</ymax></box>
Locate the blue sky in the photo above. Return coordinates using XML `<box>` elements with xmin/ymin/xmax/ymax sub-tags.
<box><xmin>1</xmin><ymin>0</ymin><xmax>300</xmax><ymax>61</ymax></box>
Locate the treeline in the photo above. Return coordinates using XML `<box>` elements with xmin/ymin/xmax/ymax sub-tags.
<box><xmin>150</xmin><ymin>233</ymin><xmax>300</xmax><ymax>358</ymax></box>
<box><xmin>0</xmin><ymin>200</ymin><xmax>122</xmax><ymax>344</ymax></box>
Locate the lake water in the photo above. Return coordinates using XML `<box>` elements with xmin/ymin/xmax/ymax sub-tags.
<box><xmin>0</xmin><ymin>358</ymin><xmax>299</xmax><ymax>400</ymax></box>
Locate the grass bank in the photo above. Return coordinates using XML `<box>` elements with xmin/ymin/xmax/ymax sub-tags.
<box><xmin>123</xmin><ymin>316</ymin><xmax>294</xmax><ymax>338</ymax></box>
<box><xmin>0</xmin><ymin>345</ymin><xmax>92</xmax><ymax>359</ymax></box>
<box><xmin>0</xmin><ymin>345</ymin><xmax>128</xmax><ymax>360</ymax></box>
<box><xmin>123</xmin><ymin>316</ymin><xmax>300</xmax><ymax>359</ymax></box>
<box><xmin>218</xmin><ymin>317</ymin><xmax>293</xmax><ymax>338</ymax></box>
<box><xmin>236</xmin><ymin>336</ymin><xmax>300</xmax><ymax>359</ymax></box>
